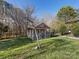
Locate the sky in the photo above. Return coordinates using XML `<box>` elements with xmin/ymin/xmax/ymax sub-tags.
<box><xmin>6</xmin><ymin>0</ymin><xmax>79</xmax><ymax>19</ymax></box>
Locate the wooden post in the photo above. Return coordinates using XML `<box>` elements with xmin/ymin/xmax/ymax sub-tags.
<box><xmin>45</xmin><ymin>30</ymin><xmax>47</xmax><ymax>38</ymax></box>
<box><xmin>34</xmin><ymin>28</ymin><xmax>40</xmax><ymax>48</ymax></box>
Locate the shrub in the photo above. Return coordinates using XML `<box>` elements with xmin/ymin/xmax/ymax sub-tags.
<box><xmin>71</xmin><ymin>23</ymin><xmax>79</xmax><ymax>37</ymax></box>
<box><xmin>51</xmin><ymin>20</ymin><xmax>67</xmax><ymax>35</ymax></box>
<box><xmin>59</xmin><ymin>24</ymin><xmax>67</xmax><ymax>35</ymax></box>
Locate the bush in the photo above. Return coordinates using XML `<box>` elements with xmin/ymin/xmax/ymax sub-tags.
<box><xmin>59</xmin><ymin>24</ymin><xmax>67</xmax><ymax>35</ymax></box>
<box><xmin>71</xmin><ymin>23</ymin><xmax>79</xmax><ymax>37</ymax></box>
<box><xmin>51</xmin><ymin>20</ymin><xmax>68</xmax><ymax>35</ymax></box>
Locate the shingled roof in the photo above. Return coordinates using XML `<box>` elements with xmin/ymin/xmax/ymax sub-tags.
<box><xmin>35</xmin><ymin>23</ymin><xmax>50</xmax><ymax>29</ymax></box>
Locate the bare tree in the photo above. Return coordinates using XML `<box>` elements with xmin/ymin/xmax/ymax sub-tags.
<box><xmin>25</xmin><ymin>6</ymin><xmax>40</xmax><ymax>48</ymax></box>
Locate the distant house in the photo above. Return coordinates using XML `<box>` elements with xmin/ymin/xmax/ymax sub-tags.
<box><xmin>27</xmin><ymin>22</ymin><xmax>50</xmax><ymax>40</ymax></box>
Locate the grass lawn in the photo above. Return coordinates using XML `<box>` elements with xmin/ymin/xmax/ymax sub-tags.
<box><xmin>0</xmin><ymin>37</ymin><xmax>79</xmax><ymax>59</ymax></box>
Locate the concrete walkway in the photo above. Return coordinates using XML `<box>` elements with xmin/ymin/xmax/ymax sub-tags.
<box><xmin>68</xmin><ymin>37</ymin><xmax>79</xmax><ymax>40</ymax></box>
<box><xmin>61</xmin><ymin>36</ymin><xmax>79</xmax><ymax>40</ymax></box>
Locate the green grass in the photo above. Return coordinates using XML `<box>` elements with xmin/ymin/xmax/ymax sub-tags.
<box><xmin>0</xmin><ymin>37</ymin><xmax>79</xmax><ymax>59</ymax></box>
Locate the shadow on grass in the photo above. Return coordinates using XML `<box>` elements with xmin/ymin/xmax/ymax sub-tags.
<box><xmin>0</xmin><ymin>37</ymin><xmax>32</xmax><ymax>51</ymax></box>
<box><xmin>24</xmin><ymin>39</ymin><xmax>71</xmax><ymax>59</ymax></box>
